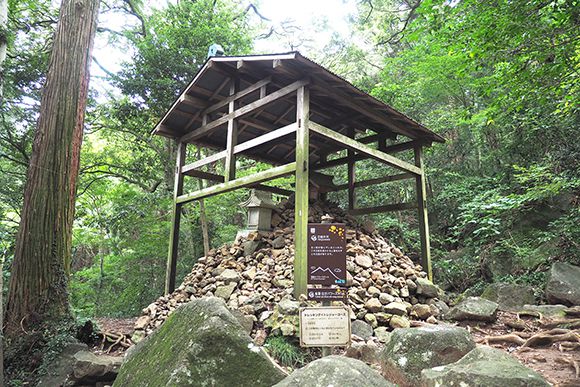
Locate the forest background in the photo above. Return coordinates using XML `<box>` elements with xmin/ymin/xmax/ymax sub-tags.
<box><xmin>1</xmin><ymin>0</ymin><xmax>578</xmax><ymax>331</ymax></box>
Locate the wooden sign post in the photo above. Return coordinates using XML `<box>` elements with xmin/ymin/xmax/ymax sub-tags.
<box><xmin>301</xmin><ymin>223</ymin><xmax>350</xmax><ymax>354</ymax></box>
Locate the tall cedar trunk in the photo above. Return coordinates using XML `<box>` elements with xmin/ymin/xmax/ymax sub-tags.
<box><xmin>5</xmin><ymin>0</ymin><xmax>99</xmax><ymax>335</ymax></box>
<box><xmin>1</xmin><ymin>1</ymin><xmax>8</xmax><ymax>381</ymax></box>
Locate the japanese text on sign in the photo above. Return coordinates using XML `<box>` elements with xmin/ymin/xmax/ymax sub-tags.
<box><xmin>299</xmin><ymin>306</ymin><xmax>351</xmax><ymax>347</ymax></box>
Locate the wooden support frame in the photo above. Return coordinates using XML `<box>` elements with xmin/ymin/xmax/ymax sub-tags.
<box><xmin>182</xmin><ymin>168</ymin><xmax>293</xmax><ymax>196</ymax></box>
<box><xmin>294</xmin><ymin>86</ymin><xmax>309</xmax><ymax>298</ymax></box>
<box><xmin>309</xmin><ymin>122</ymin><xmax>422</xmax><ymax>175</ymax></box>
<box><xmin>329</xmin><ymin>172</ymin><xmax>414</xmax><ymax>191</ymax></box>
<box><xmin>176</xmin><ymin>162</ymin><xmax>296</xmax><ymax>204</ymax></box>
<box><xmin>179</xmin><ymin>78</ymin><xmax>309</xmax><ymax>143</ymax></box>
<box><xmin>348</xmin><ymin>202</ymin><xmax>417</xmax><ymax>215</ymax></box>
<box><xmin>414</xmin><ymin>145</ymin><xmax>432</xmax><ymax>280</ymax></box>
<box><xmin>312</xmin><ymin>140</ymin><xmax>421</xmax><ymax>171</ymax></box>
<box><xmin>224</xmin><ymin>78</ymin><xmax>239</xmax><ymax>181</ymax></box>
<box><xmin>181</xmin><ymin>123</ymin><xmax>297</xmax><ymax>176</ymax></box>
<box><xmin>347</xmin><ymin>127</ymin><xmax>356</xmax><ymax>211</ymax></box>
<box><xmin>165</xmin><ymin>142</ymin><xmax>186</xmax><ymax>295</ymax></box>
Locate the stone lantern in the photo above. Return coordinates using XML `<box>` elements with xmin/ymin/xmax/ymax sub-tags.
<box><xmin>239</xmin><ymin>189</ymin><xmax>277</xmax><ymax>231</ymax></box>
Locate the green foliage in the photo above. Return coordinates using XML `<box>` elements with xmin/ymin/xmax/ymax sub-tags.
<box><xmin>264</xmin><ymin>335</ymin><xmax>310</xmax><ymax>368</ymax></box>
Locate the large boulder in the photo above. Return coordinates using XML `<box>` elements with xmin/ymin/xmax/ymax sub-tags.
<box><xmin>72</xmin><ymin>351</ymin><xmax>123</xmax><ymax>384</ymax></box>
<box><xmin>380</xmin><ymin>325</ymin><xmax>475</xmax><ymax>386</ymax></box>
<box><xmin>447</xmin><ymin>297</ymin><xmax>498</xmax><ymax>322</ymax></box>
<box><xmin>481</xmin><ymin>282</ymin><xmax>536</xmax><ymax>311</ymax></box>
<box><xmin>275</xmin><ymin>355</ymin><xmax>394</xmax><ymax>387</ymax></box>
<box><xmin>545</xmin><ymin>262</ymin><xmax>580</xmax><ymax>306</ymax></box>
<box><xmin>114</xmin><ymin>297</ymin><xmax>286</xmax><ymax>387</ymax></box>
<box><xmin>421</xmin><ymin>346</ymin><xmax>549</xmax><ymax>386</ymax></box>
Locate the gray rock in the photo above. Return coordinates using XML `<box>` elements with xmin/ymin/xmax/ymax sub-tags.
<box><xmin>113</xmin><ymin>297</ymin><xmax>285</xmax><ymax>387</ymax></box>
<box><xmin>520</xmin><ymin>304</ymin><xmax>568</xmax><ymax>317</ymax></box>
<box><xmin>214</xmin><ymin>282</ymin><xmax>237</xmax><ymax>300</ymax></box>
<box><xmin>275</xmin><ymin>355</ymin><xmax>394</xmax><ymax>387</ymax></box>
<box><xmin>219</xmin><ymin>269</ymin><xmax>241</xmax><ymax>283</ymax></box>
<box><xmin>389</xmin><ymin>315</ymin><xmax>410</xmax><ymax>329</ymax></box>
<box><xmin>379</xmin><ymin>293</ymin><xmax>395</xmax><ymax>304</ymax></box>
<box><xmin>230</xmin><ymin>309</ymin><xmax>254</xmax><ymax>335</ymax></box>
<box><xmin>243</xmin><ymin>240</ymin><xmax>262</xmax><ymax>256</ymax></box>
<box><xmin>271</xmin><ymin>235</ymin><xmax>286</xmax><ymax>249</ymax></box>
<box><xmin>380</xmin><ymin>325</ymin><xmax>475</xmax><ymax>386</ymax></box>
<box><xmin>416</xmin><ymin>278</ymin><xmax>440</xmax><ymax>298</ymax></box>
<box><xmin>365</xmin><ymin>298</ymin><xmax>383</xmax><ymax>313</ymax></box>
<box><xmin>355</xmin><ymin>255</ymin><xmax>373</xmax><ymax>269</ymax></box>
<box><xmin>545</xmin><ymin>262</ymin><xmax>580</xmax><ymax>306</ymax></box>
<box><xmin>37</xmin><ymin>341</ymin><xmax>88</xmax><ymax>387</ymax></box>
<box><xmin>421</xmin><ymin>346</ymin><xmax>549</xmax><ymax>387</ymax></box>
<box><xmin>351</xmin><ymin>319</ymin><xmax>374</xmax><ymax>340</ymax></box>
<box><xmin>278</xmin><ymin>298</ymin><xmax>300</xmax><ymax>315</ymax></box>
<box><xmin>481</xmin><ymin>282</ymin><xmax>535</xmax><ymax>311</ymax></box>
<box><xmin>384</xmin><ymin>301</ymin><xmax>407</xmax><ymax>316</ymax></box>
<box><xmin>447</xmin><ymin>297</ymin><xmax>498</xmax><ymax>322</ymax></box>
<box><xmin>72</xmin><ymin>351</ymin><xmax>123</xmax><ymax>384</ymax></box>
<box><xmin>374</xmin><ymin>327</ymin><xmax>391</xmax><ymax>344</ymax></box>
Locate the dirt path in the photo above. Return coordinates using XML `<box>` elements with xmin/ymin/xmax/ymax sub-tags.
<box><xmin>461</xmin><ymin>311</ymin><xmax>580</xmax><ymax>386</ymax></box>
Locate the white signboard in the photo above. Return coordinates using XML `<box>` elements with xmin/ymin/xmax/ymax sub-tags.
<box><xmin>299</xmin><ymin>306</ymin><xmax>351</xmax><ymax>347</ymax></box>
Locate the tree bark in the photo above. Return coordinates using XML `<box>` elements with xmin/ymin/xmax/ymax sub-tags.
<box><xmin>5</xmin><ymin>0</ymin><xmax>100</xmax><ymax>335</ymax></box>
<box><xmin>0</xmin><ymin>0</ymin><xmax>7</xmax><ymax>379</ymax></box>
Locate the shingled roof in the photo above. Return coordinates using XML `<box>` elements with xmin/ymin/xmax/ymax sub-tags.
<box><xmin>152</xmin><ymin>51</ymin><xmax>444</xmax><ymax>166</ymax></box>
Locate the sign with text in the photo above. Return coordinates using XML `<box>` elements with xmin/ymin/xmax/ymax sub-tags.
<box><xmin>307</xmin><ymin>223</ymin><xmax>346</xmax><ymax>286</ymax></box>
<box><xmin>299</xmin><ymin>306</ymin><xmax>351</xmax><ymax>347</ymax></box>
<box><xmin>307</xmin><ymin>287</ymin><xmax>348</xmax><ymax>302</ymax></box>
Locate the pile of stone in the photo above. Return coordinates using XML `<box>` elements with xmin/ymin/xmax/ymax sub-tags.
<box><xmin>133</xmin><ymin>199</ymin><xmax>446</xmax><ymax>342</ymax></box>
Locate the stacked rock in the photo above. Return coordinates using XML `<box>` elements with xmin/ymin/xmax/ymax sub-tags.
<box><xmin>133</xmin><ymin>199</ymin><xmax>445</xmax><ymax>342</ymax></box>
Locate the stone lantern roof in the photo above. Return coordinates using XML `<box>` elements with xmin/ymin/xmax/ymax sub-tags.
<box><xmin>239</xmin><ymin>189</ymin><xmax>277</xmax><ymax>209</ymax></box>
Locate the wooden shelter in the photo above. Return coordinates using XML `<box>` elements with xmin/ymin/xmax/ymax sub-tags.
<box><xmin>152</xmin><ymin>52</ymin><xmax>445</xmax><ymax>296</ymax></box>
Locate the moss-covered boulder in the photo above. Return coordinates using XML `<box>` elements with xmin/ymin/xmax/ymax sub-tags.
<box><xmin>421</xmin><ymin>346</ymin><xmax>549</xmax><ymax>386</ymax></box>
<box><xmin>481</xmin><ymin>283</ymin><xmax>535</xmax><ymax>311</ymax></box>
<box><xmin>546</xmin><ymin>262</ymin><xmax>580</xmax><ymax>306</ymax></box>
<box><xmin>113</xmin><ymin>297</ymin><xmax>286</xmax><ymax>387</ymax></box>
<box><xmin>380</xmin><ymin>325</ymin><xmax>475</xmax><ymax>386</ymax></box>
<box><xmin>447</xmin><ymin>297</ymin><xmax>498</xmax><ymax>322</ymax></box>
<box><xmin>275</xmin><ymin>355</ymin><xmax>394</xmax><ymax>387</ymax></box>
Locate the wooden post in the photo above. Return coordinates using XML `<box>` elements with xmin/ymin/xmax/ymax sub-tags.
<box><xmin>165</xmin><ymin>142</ymin><xmax>186</xmax><ymax>294</ymax></box>
<box><xmin>224</xmin><ymin>78</ymin><xmax>238</xmax><ymax>182</ymax></box>
<box><xmin>347</xmin><ymin>128</ymin><xmax>356</xmax><ymax>211</ymax></box>
<box><xmin>414</xmin><ymin>145</ymin><xmax>432</xmax><ymax>280</ymax></box>
<box><xmin>294</xmin><ymin>86</ymin><xmax>310</xmax><ymax>298</ymax></box>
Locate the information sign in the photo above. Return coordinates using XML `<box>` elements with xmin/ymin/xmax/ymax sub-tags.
<box><xmin>307</xmin><ymin>223</ymin><xmax>346</xmax><ymax>286</ymax></box>
<box><xmin>299</xmin><ymin>306</ymin><xmax>351</xmax><ymax>347</ymax></box>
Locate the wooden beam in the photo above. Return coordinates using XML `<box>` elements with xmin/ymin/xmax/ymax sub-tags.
<box><xmin>181</xmin><ymin>123</ymin><xmax>297</xmax><ymax>175</ymax></box>
<box><xmin>165</xmin><ymin>142</ymin><xmax>186</xmax><ymax>295</ymax></box>
<box><xmin>312</xmin><ymin>140</ymin><xmax>422</xmax><ymax>171</ymax></box>
<box><xmin>348</xmin><ymin>202</ymin><xmax>417</xmax><ymax>216</ymax></box>
<box><xmin>182</xmin><ymin>151</ymin><xmax>226</xmax><ymax>174</ymax></box>
<box><xmin>179</xmin><ymin>79</ymin><xmax>309</xmax><ymax>144</ymax></box>
<box><xmin>224</xmin><ymin>78</ymin><xmax>239</xmax><ymax>182</ymax></box>
<box><xmin>202</xmin><ymin>76</ymin><xmax>272</xmax><ymax>116</ymax></box>
<box><xmin>294</xmin><ymin>86</ymin><xmax>309</xmax><ymax>299</ymax></box>
<box><xmin>414</xmin><ymin>145</ymin><xmax>432</xmax><ymax>280</ymax></box>
<box><xmin>309</xmin><ymin>122</ymin><xmax>422</xmax><ymax>175</ymax></box>
<box><xmin>347</xmin><ymin>127</ymin><xmax>356</xmax><ymax>211</ymax></box>
<box><xmin>329</xmin><ymin>172</ymin><xmax>414</xmax><ymax>191</ymax></box>
<box><xmin>176</xmin><ymin>162</ymin><xmax>296</xmax><ymax>204</ymax></box>
<box><xmin>234</xmin><ymin>123</ymin><xmax>297</xmax><ymax>154</ymax></box>
<box><xmin>181</xmin><ymin>169</ymin><xmax>291</xmax><ymax>195</ymax></box>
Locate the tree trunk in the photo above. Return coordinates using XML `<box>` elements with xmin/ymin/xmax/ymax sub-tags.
<box><xmin>5</xmin><ymin>0</ymin><xmax>99</xmax><ymax>335</ymax></box>
<box><xmin>0</xmin><ymin>0</ymin><xmax>7</xmax><ymax>103</ymax></box>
